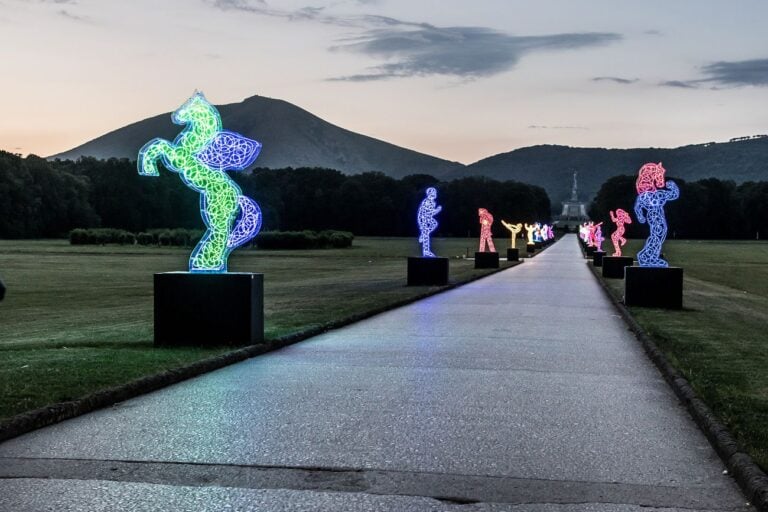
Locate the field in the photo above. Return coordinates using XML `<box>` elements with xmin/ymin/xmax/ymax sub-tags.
<box><xmin>0</xmin><ymin>237</ymin><xmax>507</xmax><ymax>420</ymax></box>
<box><xmin>599</xmin><ymin>239</ymin><xmax>768</xmax><ymax>471</ymax></box>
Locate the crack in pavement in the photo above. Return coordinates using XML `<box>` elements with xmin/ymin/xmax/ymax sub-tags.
<box><xmin>0</xmin><ymin>457</ymin><xmax>745</xmax><ymax>510</ymax></box>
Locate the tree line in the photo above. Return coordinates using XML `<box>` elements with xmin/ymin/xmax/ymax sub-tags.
<box><xmin>0</xmin><ymin>151</ymin><xmax>551</xmax><ymax>239</ymax></box>
<box><xmin>589</xmin><ymin>175</ymin><xmax>768</xmax><ymax>239</ymax></box>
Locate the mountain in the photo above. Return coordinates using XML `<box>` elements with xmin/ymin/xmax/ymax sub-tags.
<box><xmin>51</xmin><ymin>95</ymin><xmax>463</xmax><ymax>179</ymax></box>
<box><xmin>450</xmin><ymin>137</ymin><xmax>768</xmax><ymax>208</ymax></box>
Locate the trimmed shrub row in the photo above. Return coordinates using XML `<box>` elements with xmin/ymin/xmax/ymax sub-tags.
<box><xmin>69</xmin><ymin>228</ymin><xmax>203</xmax><ymax>247</ymax></box>
<box><xmin>254</xmin><ymin>230</ymin><xmax>353</xmax><ymax>250</ymax></box>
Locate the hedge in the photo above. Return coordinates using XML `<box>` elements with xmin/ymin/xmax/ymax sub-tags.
<box><xmin>254</xmin><ymin>230</ymin><xmax>353</xmax><ymax>250</ymax></box>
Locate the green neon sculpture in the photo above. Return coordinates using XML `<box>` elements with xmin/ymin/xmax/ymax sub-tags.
<box><xmin>138</xmin><ymin>92</ymin><xmax>262</xmax><ymax>273</ymax></box>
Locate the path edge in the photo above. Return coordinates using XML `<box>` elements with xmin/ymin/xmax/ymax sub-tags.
<box><xmin>0</xmin><ymin>251</ymin><xmax>542</xmax><ymax>444</ymax></box>
<box><xmin>586</xmin><ymin>261</ymin><xmax>768</xmax><ymax>511</ymax></box>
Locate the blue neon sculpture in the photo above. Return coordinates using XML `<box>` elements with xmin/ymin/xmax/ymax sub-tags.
<box><xmin>633</xmin><ymin>162</ymin><xmax>679</xmax><ymax>267</ymax></box>
<box><xmin>417</xmin><ymin>187</ymin><xmax>442</xmax><ymax>257</ymax></box>
<box><xmin>138</xmin><ymin>92</ymin><xmax>263</xmax><ymax>273</ymax></box>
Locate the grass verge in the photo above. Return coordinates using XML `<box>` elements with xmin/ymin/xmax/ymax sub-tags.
<box><xmin>0</xmin><ymin>237</ymin><xmax>514</xmax><ymax>421</ymax></box>
<box><xmin>595</xmin><ymin>239</ymin><xmax>768</xmax><ymax>473</ymax></box>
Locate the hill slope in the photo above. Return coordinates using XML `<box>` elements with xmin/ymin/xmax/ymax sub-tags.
<box><xmin>451</xmin><ymin>138</ymin><xmax>768</xmax><ymax>207</ymax></box>
<box><xmin>51</xmin><ymin>95</ymin><xmax>463</xmax><ymax>179</ymax></box>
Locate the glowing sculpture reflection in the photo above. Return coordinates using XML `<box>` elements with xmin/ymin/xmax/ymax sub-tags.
<box><xmin>138</xmin><ymin>92</ymin><xmax>262</xmax><ymax>272</ymax></box>
<box><xmin>417</xmin><ymin>187</ymin><xmax>442</xmax><ymax>257</ymax></box>
<box><xmin>478</xmin><ymin>208</ymin><xmax>496</xmax><ymax>252</ymax></box>
<box><xmin>633</xmin><ymin>162</ymin><xmax>679</xmax><ymax>267</ymax></box>
<box><xmin>501</xmin><ymin>220</ymin><xmax>523</xmax><ymax>249</ymax></box>
<box><xmin>609</xmin><ymin>208</ymin><xmax>632</xmax><ymax>257</ymax></box>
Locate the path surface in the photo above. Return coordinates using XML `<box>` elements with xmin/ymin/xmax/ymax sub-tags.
<box><xmin>0</xmin><ymin>235</ymin><xmax>749</xmax><ymax>511</ymax></box>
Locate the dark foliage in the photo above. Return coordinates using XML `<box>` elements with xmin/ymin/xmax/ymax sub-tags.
<box><xmin>0</xmin><ymin>152</ymin><xmax>550</xmax><ymax>239</ymax></box>
<box><xmin>254</xmin><ymin>230</ymin><xmax>354</xmax><ymax>250</ymax></box>
<box><xmin>589</xmin><ymin>175</ymin><xmax>768</xmax><ymax>239</ymax></box>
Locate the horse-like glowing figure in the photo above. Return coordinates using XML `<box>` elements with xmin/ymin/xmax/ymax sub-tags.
<box><xmin>138</xmin><ymin>92</ymin><xmax>262</xmax><ymax>273</ymax></box>
<box><xmin>609</xmin><ymin>208</ymin><xmax>632</xmax><ymax>257</ymax></box>
<box><xmin>633</xmin><ymin>162</ymin><xmax>679</xmax><ymax>267</ymax></box>
<box><xmin>417</xmin><ymin>187</ymin><xmax>441</xmax><ymax>257</ymax></box>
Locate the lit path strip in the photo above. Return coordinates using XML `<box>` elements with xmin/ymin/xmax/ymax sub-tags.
<box><xmin>0</xmin><ymin>235</ymin><xmax>748</xmax><ymax>511</ymax></box>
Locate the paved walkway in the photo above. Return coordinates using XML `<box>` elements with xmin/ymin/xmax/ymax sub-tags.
<box><xmin>0</xmin><ymin>235</ymin><xmax>749</xmax><ymax>511</ymax></box>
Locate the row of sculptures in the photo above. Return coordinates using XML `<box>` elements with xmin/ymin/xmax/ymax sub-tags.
<box><xmin>417</xmin><ymin>187</ymin><xmax>552</xmax><ymax>257</ymax></box>
<box><xmin>138</xmin><ymin>92</ymin><xmax>679</xmax><ymax>272</ymax></box>
<box><xmin>579</xmin><ymin>162</ymin><xmax>679</xmax><ymax>267</ymax></box>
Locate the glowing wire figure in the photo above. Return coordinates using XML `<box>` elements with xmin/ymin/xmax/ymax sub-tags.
<box><xmin>633</xmin><ymin>162</ymin><xmax>679</xmax><ymax>267</ymax></box>
<box><xmin>501</xmin><ymin>220</ymin><xmax>523</xmax><ymax>249</ymax></box>
<box><xmin>478</xmin><ymin>208</ymin><xmax>496</xmax><ymax>252</ymax></box>
<box><xmin>594</xmin><ymin>223</ymin><xmax>604</xmax><ymax>252</ymax></box>
<box><xmin>524</xmin><ymin>223</ymin><xmax>537</xmax><ymax>244</ymax></box>
<box><xmin>138</xmin><ymin>92</ymin><xmax>262</xmax><ymax>273</ymax></box>
<box><xmin>546</xmin><ymin>224</ymin><xmax>554</xmax><ymax>240</ymax></box>
<box><xmin>417</xmin><ymin>187</ymin><xmax>442</xmax><ymax>257</ymax></box>
<box><xmin>579</xmin><ymin>222</ymin><xmax>590</xmax><ymax>243</ymax></box>
<box><xmin>609</xmin><ymin>208</ymin><xmax>632</xmax><ymax>257</ymax></box>
<box><xmin>587</xmin><ymin>222</ymin><xmax>603</xmax><ymax>250</ymax></box>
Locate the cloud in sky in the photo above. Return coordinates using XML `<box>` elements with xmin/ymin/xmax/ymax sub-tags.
<box><xmin>659</xmin><ymin>80</ymin><xmax>697</xmax><ymax>89</ymax></box>
<box><xmin>700</xmin><ymin>58</ymin><xmax>768</xmax><ymax>87</ymax></box>
<box><xmin>592</xmin><ymin>76</ymin><xmax>638</xmax><ymax>85</ymax></box>
<box><xmin>330</xmin><ymin>27</ymin><xmax>620</xmax><ymax>81</ymax></box>
<box><xmin>210</xmin><ymin>0</ymin><xmax>621</xmax><ymax>81</ymax></box>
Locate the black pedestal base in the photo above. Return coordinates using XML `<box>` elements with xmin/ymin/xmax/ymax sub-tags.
<box><xmin>602</xmin><ymin>256</ymin><xmax>634</xmax><ymax>279</ymax></box>
<box><xmin>506</xmin><ymin>248</ymin><xmax>519</xmax><ymax>261</ymax></box>
<box><xmin>592</xmin><ymin>251</ymin><xmax>606</xmax><ymax>267</ymax></box>
<box><xmin>474</xmin><ymin>252</ymin><xmax>499</xmax><ymax>268</ymax></box>
<box><xmin>585</xmin><ymin>246</ymin><xmax>596</xmax><ymax>258</ymax></box>
<box><xmin>534</xmin><ymin>241</ymin><xmax>543</xmax><ymax>250</ymax></box>
<box><xmin>154</xmin><ymin>272</ymin><xmax>264</xmax><ymax>346</ymax></box>
<box><xmin>526</xmin><ymin>243</ymin><xmax>536</xmax><ymax>256</ymax></box>
<box><xmin>407</xmin><ymin>257</ymin><xmax>449</xmax><ymax>286</ymax></box>
<box><xmin>624</xmin><ymin>266</ymin><xmax>683</xmax><ymax>309</ymax></box>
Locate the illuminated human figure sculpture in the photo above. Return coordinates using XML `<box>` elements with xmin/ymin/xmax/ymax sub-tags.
<box><xmin>634</xmin><ymin>162</ymin><xmax>680</xmax><ymax>267</ymax></box>
<box><xmin>594</xmin><ymin>223</ymin><xmax>604</xmax><ymax>252</ymax></box>
<box><xmin>478</xmin><ymin>208</ymin><xmax>496</xmax><ymax>252</ymax></box>
<box><xmin>501</xmin><ymin>220</ymin><xmax>523</xmax><ymax>248</ymax></box>
<box><xmin>579</xmin><ymin>222</ymin><xmax>590</xmax><ymax>243</ymax></box>
<box><xmin>138</xmin><ymin>92</ymin><xmax>262</xmax><ymax>272</ymax></box>
<box><xmin>609</xmin><ymin>208</ymin><xmax>632</xmax><ymax>257</ymax></box>
<box><xmin>417</xmin><ymin>187</ymin><xmax>442</xmax><ymax>257</ymax></box>
<box><xmin>546</xmin><ymin>224</ymin><xmax>554</xmax><ymax>240</ymax></box>
<box><xmin>524</xmin><ymin>223</ymin><xmax>537</xmax><ymax>244</ymax></box>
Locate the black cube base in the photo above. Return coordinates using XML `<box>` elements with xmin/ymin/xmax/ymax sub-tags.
<box><xmin>592</xmin><ymin>251</ymin><xmax>606</xmax><ymax>267</ymax></box>
<box><xmin>506</xmin><ymin>248</ymin><xmax>519</xmax><ymax>261</ymax></box>
<box><xmin>407</xmin><ymin>257</ymin><xmax>449</xmax><ymax>286</ymax></box>
<box><xmin>602</xmin><ymin>256</ymin><xmax>634</xmax><ymax>279</ymax></box>
<box><xmin>624</xmin><ymin>266</ymin><xmax>683</xmax><ymax>309</ymax></box>
<box><xmin>585</xmin><ymin>246</ymin><xmax>596</xmax><ymax>258</ymax></box>
<box><xmin>474</xmin><ymin>251</ymin><xmax>499</xmax><ymax>269</ymax></box>
<box><xmin>154</xmin><ymin>272</ymin><xmax>264</xmax><ymax>346</ymax></box>
<box><xmin>526</xmin><ymin>243</ymin><xmax>536</xmax><ymax>255</ymax></box>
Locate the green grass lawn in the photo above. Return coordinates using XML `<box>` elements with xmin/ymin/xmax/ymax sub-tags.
<box><xmin>0</xmin><ymin>237</ymin><xmax>511</xmax><ymax>420</ymax></box>
<box><xmin>599</xmin><ymin>239</ymin><xmax>768</xmax><ymax>471</ymax></box>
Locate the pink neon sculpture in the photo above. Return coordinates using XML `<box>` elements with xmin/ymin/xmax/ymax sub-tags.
<box><xmin>478</xmin><ymin>208</ymin><xmax>496</xmax><ymax>252</ymax></box>
<box><xmin>609</xmin><ymin>208</ymin><xmax>632</xmax><ymax>256</ymax></box>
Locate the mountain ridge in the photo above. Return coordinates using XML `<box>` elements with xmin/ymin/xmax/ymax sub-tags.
<box><xmin>51</xmin><ymin>95</ymin><xmax>464</xmax><ymax>179</ymax></box>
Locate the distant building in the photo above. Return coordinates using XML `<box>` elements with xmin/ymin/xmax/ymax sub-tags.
<box><xmin>555</xmin><ymin>171</ymin><xmax>588</xmax><ymax>230</ymax></box>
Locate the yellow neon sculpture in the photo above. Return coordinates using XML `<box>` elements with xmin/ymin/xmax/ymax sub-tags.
<box><xmin>501</xmin><ymin>221</ymin><xmax>523</xmax><ymax>249</ymax></box>
<box><xmin>524</xmin><ymin>223</ymin><xmax>537</xmax><ymax>244</ymax></box>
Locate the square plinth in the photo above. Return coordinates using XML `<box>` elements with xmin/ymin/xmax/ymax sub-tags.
<box><xmin>407</xmin><ymin>257</ymin><xmax>449</xmax><ymax>286</ymax></box>
<box><xmin>592</xmin><ymin>251</ymin><xmax>606</xmax><ymax>267</ymax></box>
<box><xmin>624</xmin><ymin>266</ymin><xmax>683</xmax><ymax>309</ymax></box>
<box><xmin>506</xmin><ymin>248</ymin><xmax>519</xmax><ymax>262</ymax></box>
<box><xmin>526</xmin><ymin>243</ymin><xmax>536</xmax><ymax>255</ymax></box>
<box><xmin>154</xmin><ymin>272</ymin><xmax>264</xmax><ymax>346</ymax></box>
<box><xmin>602</xmin><ymin>256</ymin><xmax>634</xmax><ymax>279</ymax></box>
<box><xmin>474</xmin><ymin>252</ymin><xmax>499</xmax><ymax>269</ymax></box>
<box><xmin>585</xmin><ymin>246</ymin><xmax>596</xmax><ymax>258</ymax></box>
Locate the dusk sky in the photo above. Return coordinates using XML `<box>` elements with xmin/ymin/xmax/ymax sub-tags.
<box><xmin>2</xmin><ymin>0</ymin><xmax>768</xmax><ymax>163</ymax></box>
